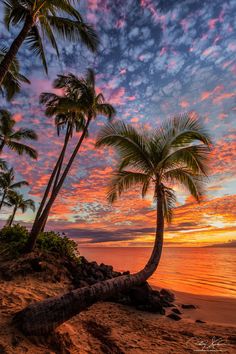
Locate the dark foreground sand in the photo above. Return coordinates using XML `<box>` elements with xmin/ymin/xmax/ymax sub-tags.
<box><xmin>0</xmin><ymin>276</ymin><xmax>235</xmax><ymax>353</ymax></box>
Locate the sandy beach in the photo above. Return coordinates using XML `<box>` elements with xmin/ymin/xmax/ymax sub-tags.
<box><xmin>0</xmin><ymin>275</ymin><xmax>235</xmax><ymax>354</ymax></box>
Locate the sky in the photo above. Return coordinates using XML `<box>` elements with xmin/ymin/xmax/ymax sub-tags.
<box><xmin>0</xmin><ymin>0</ymin><xmax>236</xmax><ymax>247</ymax></box>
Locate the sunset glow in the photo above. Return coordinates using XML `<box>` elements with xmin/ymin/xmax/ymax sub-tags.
<box><xmin>0</xmin><ymin>0</ymin><xmax>235</xmax><ymax>247</ymax></box>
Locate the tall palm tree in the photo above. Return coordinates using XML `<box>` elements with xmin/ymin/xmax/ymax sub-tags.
<box><xmin>0</xmin><ymin>47</ymin><xmax>30</xmax><ymax>101</ymax></box>
<box><xmin>14</xmin><ymin>114</ymin><xmax>212</xmax><ymax>335</ymax></box>
<box><xmin>0</xmin><ymin>109</ymin><xmax>38</xmax><ymax>159</ymax></box>
<box><xmin>25</xmin><ymin>69</ymin><xmax>115</xmax><ymax>252</ymax></box>
<box><xmin>6</xmin><ymin>191</ymin><xmax>35</xmax><ymax>226</ymax></box>
<box><xmin>0</xmin><ymin>168</ymin><xmax>29</xmax><ymax>210</ymax></box>
<box><xmin>0</xmin><ymin>0</ymin><xmax>99</xmax><ymax>85</ymax></box>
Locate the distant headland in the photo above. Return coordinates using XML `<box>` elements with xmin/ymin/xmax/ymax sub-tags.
<box><xmin>205</xmin><ymin>240</ymin><xmax>236</xmax><ymax>248</ymax></box>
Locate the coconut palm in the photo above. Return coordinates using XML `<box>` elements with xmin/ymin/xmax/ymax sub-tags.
<box><xmin>0</xmin><ymin>0</ymin><xmax>99</xmax><ymax>85</ymax></box>
<box><xmin>14</xmin><ymin>114</ymin><xmax>211</xmax><ymax>335</ymax></box>
<box><xmin>0</xmin><ymin>47</ymin><xmax>30</xmax><ymax>101</ymax></box>
<box><xmin>0</xmin><ymin>168</ymin><xmax>29</xmax><ymax>210</ymax></box>
<box><xmin>0</xmin><ymin>109</ymin><xmax>38</xmax><ymax>159</ymax></box>
<box><xmin>25</xmin><ymin>69</ymin><xmax>115</xmax><ymax>252</ymax></box>
<box><xmin>6</xmin><ymin>191</ymin><xmax>35</xmax><ymax>226</ymax></box>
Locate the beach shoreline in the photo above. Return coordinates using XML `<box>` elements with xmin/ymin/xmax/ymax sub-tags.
<box><xmin>153</xmin><ymin>286</ymin><xmax>236</xmax><ymax>327</ymax></box>
<box><xmin>0</xmin><ymin>273</ymin><xmax>236</xmax><ymax>353</ymax></box>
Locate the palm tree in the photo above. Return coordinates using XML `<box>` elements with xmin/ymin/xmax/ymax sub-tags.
<box><xmin>0</xmin><ymin>0</ymin><xmax>99</xmax><ymax>85</ymax></box>
<box><xmin>0</xmin><ymin>168</ymin><xmax>29</xmax><ymax>210</ymax></box>
<box><xmin>6</xmin><ymin>191</ymin><xmax>35</xmax><ymax>227</ymax></box>
<box><xmin>14</xmin><ymin>114</ymin><xmax>211</xmax><ymax>335</ymax></box>
<box><xmin>0</xmin><ymin>47</ymin><xmax>30</xmax><ymax>101</ymax></box>
<box><xmin>0</xmin><ymin>109</ymin><xmax>38</xmax><ymax>159</ymax></box>
<box><xmin>25</xmin><ymin>69</ymin><xmax>115</xmax><ymax>252</ymax></box>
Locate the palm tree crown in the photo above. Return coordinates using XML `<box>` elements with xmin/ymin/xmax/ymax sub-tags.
<box><xmin>0</xmin><ymin>47</ymin><xmax>30</xmax><ymax>101</ymax></box>
<box><xmin>3</xmin><ymin>0</ymin><xmax>99</xmax><ymax>75</ymax></box>
<box><xmin>25</xmin><ymin>69</ymin><xmax>116</xmax><ymax>252</ymax></box>
<box><xmin>0</xmin><ymin>167</ymin><xmax>29</xmax><ymax>210</ymax></box>
<box><xmin>7</xmin><ymin>190</ymin><xmax>35</xmax><ymax>226</ymax></box>
<box><xmin>0</xmin><ymin>109</ymin><xmax>38</xmax><ymax>159</ymax></box>
<box><xmin>40</xmin><ymin>69</ymin><xmax>116</xmax><ymax>128</ymax></box>
<box><xmin>96</xmin><ymin>113</ymin><xmax>212</xmax><ymax>222</ymax></box>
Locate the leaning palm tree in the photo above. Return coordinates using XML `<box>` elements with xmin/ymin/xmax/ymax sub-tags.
<box><xmin>0</xmin><ymin>47</ymin><xmax>30</xmax><ymax>101</ymax></box>
<box><xmin>25</xmin><ymin>69</ymin><xmax>115</xmax><ymax>252</ymax></box>
<box><xmin>0</xmin><ymin>168</ymin><xmax>29</xmax><ymax>210</ymax></box>
<box><xmin>6</xmin><ymin>191</ymin><xmax>35</xmax><ymax>227</ymax></box>
<box><xmin>14</xmin><ymin>113</ymin><xmax>211</xmax><ymax>335</ymax></box>
<box><xmin>0</xmin><ymin>109</ymin><xmax>38</xmax><ymax>159</ymax></box>
<box><xmin>0</xmin><ymin>0</ymin><xmax>99</xmax><ymax>85</ymax></box>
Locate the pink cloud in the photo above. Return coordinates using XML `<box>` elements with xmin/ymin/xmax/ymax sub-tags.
<box><xmin>108</xmin><ymin>87</ymin><xmax>126</xmax><ymax>105</ymax></box>
<box><xmin>116</xmin><ymin>19</ymin><xmax>125</xmax><ymax>29</ymax></box>
<box><xmin>200</xmin><ymin>85</ymin><xmax>224</xmax><ymax>102</ymax></box>
<box><xmin>127</xmin><ymin>96</ymin><xmax>136</xmax><ymax>101</ymax></box>
<box><xmin>130</xmin><ymin>117</ymin><xmax>139</xmax><ymax>123</ymax></box>
<box><xmin>213</xmin><ymin>92</ymin><xmax>236</xmax><ymax>105</ymax></box>
<box><xmin>13</xmin><ymin>113</ymin><xmax>23</xmax><ymax>123</ymax></box>
<box><xmin>179</xmin><ymin>100</ymin><xmax>189</xmax><ymax>108</ymax></box>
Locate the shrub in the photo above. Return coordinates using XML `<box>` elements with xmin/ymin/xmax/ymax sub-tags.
<box><xmin>37</xmin><ymin>231</ymin><xmax>79</xmax><ymax>259</ymax></box>
<box><xmin>0</xmin><ymin>224</ymin><xmax>29</xmax><ymax>255</ymax></box>
<box><xmin>0</xmin><ymin>225</ymin><xmax>79</xmax><ymax>260</ymax></box>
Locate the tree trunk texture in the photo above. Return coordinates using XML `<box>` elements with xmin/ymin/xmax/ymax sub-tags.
<box><xmin>8</xmin><ymin>205</ymin><xmax>17</xmax><ymax>226</ymax></box>
<box><xmin>0</xmin><ymin>16</ymin><xmax>33</xmax><ymax>85</ymax></box>
<box><xmin>25</xmin><ymin>118</ymin><xmax>92</xmax><ymax>253</ymax></box>
<box><xmin>14</xmin><ymin>185</ymin><xmax>164</xmax><ymax>336</ymax></box>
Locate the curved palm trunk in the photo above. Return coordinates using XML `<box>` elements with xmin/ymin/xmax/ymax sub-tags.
<box><xmin>8</xmin><ymin>205</ymin><xmax>17</xmax><ymax>227</ymax></box>
<box><xmin>25</xmin><ymin>118</ymin><xmax>92</xmax><ymax>253</ymax></box>
<box><xmin>0</xmin><ymin>16</ymin><xmax>33</xmax><ymax>86</ymax></box>
<box><xmin>0</xmin><ymin>191</ymin><xmax>6</xmax><ymax>210</ymax></box>
<box><xmin>14</xmin><ymin>185</ymin><xmax>164</xmax><ymax>336</ymax></box>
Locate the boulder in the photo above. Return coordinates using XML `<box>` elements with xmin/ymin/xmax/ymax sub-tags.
<box><xmin>160</xmin><ymin>288</ymin><xmax>175</xmax><ymax>302</ymax></box>
<box><xmin>172</xmin><ymin>308</ymin><xmax>182</xmax><ymax>315</ymax></box>
<box><xmin>181</xmin><ymin>304</ymin><xmax>196</xmax><ymax>309</ymax></box>
<box><xmin>167</xmin><ymin>313</ymin><xmax>182</xmax><ymax>321</ymax></box>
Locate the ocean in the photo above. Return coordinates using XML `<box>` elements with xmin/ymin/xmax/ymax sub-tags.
<box><xmin>79</xmin><ymin>247</ymin><xmax>236</xmax><ymax>298</ymax></box>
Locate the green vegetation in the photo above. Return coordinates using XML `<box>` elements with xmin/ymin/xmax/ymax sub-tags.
<box><xmin>0</xmin><ymin>47</ymin><xmax>30</xmax><ymax>101</ymax></box>
<box><xmin>6</xmin><ymin>191</ymin><xmax>35</xmax><ymax>226</ymax></box>
<box><xmin>0</xmin><ymin>0</ymin><xmax>99</xmax><ymax>85</ymax></box>
<box><xmin>0</xmin><ymin>224</ymin><xmax>78</xmax><ymax>260</ymax></box>
<box><xmin>26</xmin><ymin>69</ymin><xmax>115</xmax><ymax>253</ymax></box>
<box><xmin>0</xmin><ymin>109</ymin><xmax>38</xmax><ymax>159</ymax></box>
<box><xmin>96</xmin><ymin>113</ymin><xmax>212</xmax><ymax>269</ymax></box>
<box><xmin>0</xmin><ymin>168</ymin><xmax>29</xmax><ymax>210</ymax></box>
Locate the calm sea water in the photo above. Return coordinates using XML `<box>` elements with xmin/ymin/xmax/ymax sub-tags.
<box><xmin>79</xmin><ymin>247</ymin><xmax>236</xmax><ymax>298</ymax></box>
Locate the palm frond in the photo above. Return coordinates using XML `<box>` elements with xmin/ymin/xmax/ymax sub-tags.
<box><xmin>6</xmin><ymin>141</ymin><xmax>38</xmax><ymax>159</ymax></box>
<box><xmin>107</xmin><ymin>170</ymin><xmax>149</xmax><ymax>204</ymax></box>
<box><xmin>10</xmin><ymin>128</ymin><xmax>38</xmax><ymax>141</ymax></box>
<box><xmin>11</xmin><ymin>180</ymin><xmax>29</xmax><ymax>189</ymax></box>
<box><xmin>26</xmin><ymin>25</ymin><xmax>48</xmax><ymax>74</ymax></box>
<box><xmin>161</xmin><ymin>144</ymin><xmax>211</xmax><ymax>176</ymax></box>
<box><xmin>47</xmin><ymin>16</ymin><xmax>99</xmax><ymax>52</ymax></box>
<box><xmin>0</xmin><ymin>159</ymin><xmax>7</xmax><ymax>171</ymax></box>
<box><xmin>96</xmin><ymin>121</ymin><xmax>153</xmax><ymax>174</ymax></box>
<box><xmin>163</xmin><ymin>168</ymin><xmax>205</xmax><ymax>201</ymax></box>
<box><xmin>96</xmin><ymin>103</ymin><xmax>116</xmax><ymax>120</ymax></box>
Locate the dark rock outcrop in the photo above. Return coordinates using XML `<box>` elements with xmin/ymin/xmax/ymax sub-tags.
<box><xmin>181</xmin><ymin>304</ymin><xmax>196</xmax><ymax>309</ymax></box>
